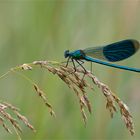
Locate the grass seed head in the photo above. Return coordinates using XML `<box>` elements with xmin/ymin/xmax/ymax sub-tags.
<box><xmin>0</xmin><ymin>60</ymin><xmax>135</xmax><ymax>136</ymax></box>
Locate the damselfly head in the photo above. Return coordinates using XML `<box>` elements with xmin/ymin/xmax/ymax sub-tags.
<box><xmin>64</xmin><ymin>50</ymin><xmax>69</xmax><ymax>58</ymax></box>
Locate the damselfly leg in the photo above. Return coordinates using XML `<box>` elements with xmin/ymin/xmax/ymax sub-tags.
<box><xmin>65</xmin><ymin>57</ymin><xmax>87</xmax><ymax>79</ymax></box>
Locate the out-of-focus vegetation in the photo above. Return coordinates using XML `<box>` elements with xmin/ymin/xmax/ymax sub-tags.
<box><xmin>0</xmin><ymin>0</ymin><xmax>140</xmax><ymax>139</ymax></box>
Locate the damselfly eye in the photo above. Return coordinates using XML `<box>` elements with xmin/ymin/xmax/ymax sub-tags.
<box><xmin>64</xmin><ymin>50</ymin><xmax>69</xmax><ymax>58</ymax></box>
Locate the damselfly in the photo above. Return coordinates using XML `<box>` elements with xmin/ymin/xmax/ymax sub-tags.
<box><xmin>64</xmin><ymin>39</ymin><xmax>140</xmax><ymax>73</ymax></box>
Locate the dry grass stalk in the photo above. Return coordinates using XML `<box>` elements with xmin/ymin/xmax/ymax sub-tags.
<box><xmin>33</xmin><ymin>84</ymin><xmax>56</xmax><ymax>117</ymax></box>
<box><xmin>0</xmin><ymin>60</ymin><xmax>135</xmax><ymax>136</ymax></box>
<box><xmin>0</xmin><ymin>101</ymin><xmax>35</xmax><ymax>136</ymax></box>
<box><xmin>11</xmin><ymin>65</ymin><xmax>56</xmax><ymax>118</ymax></box>
<box><xmin>32</xmin><ymin>60</ymin><xmax>134</xmax><ymax>135</ymax></box>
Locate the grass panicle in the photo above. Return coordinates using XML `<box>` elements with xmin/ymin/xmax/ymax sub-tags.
<box><xmin>33</xmin><ymin>84</ymin><xmax>56</xmax><ymax>117</ymax></box>
<box><xmin>0</xmin><ymin>60</ymin><xmax>135</xmax><ymax>136</ymax></box>
<box><xmin>0</xmin><ymin>101</ymin><xmax>35</xmax><ymax>138</ymax></box>
<box><xmin>33</xmin><ymin>60</ymin><xmax>134</xmax><ymax>135</ymax></box>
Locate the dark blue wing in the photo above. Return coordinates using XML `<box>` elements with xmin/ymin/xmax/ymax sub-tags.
<box><xmin>83</xmin><ymin>39</ymin><xmax>140</xmax><ymax>62</ymax></box>
<box><xmin>103</xmin><ymin>40</ymin><xmax>139</xmax><ymax>62</ymax></box>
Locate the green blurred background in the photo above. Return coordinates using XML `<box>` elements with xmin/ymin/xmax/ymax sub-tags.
<box><xmin>0</xmin><ymin>0</ymin><xmax>140</xmax><ymax>139</ymax></box>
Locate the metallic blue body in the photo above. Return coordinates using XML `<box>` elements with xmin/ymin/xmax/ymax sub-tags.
<box><xmin>84</xmin><ymin>56</ymin><xmax>140</xmax><ymax>72</ymax></box>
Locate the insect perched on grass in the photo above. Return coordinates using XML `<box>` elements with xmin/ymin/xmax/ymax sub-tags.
<box><xmin>64</xmin><ymin>39</ymin><xmax>140</xmax><ymax>73</ymax></box>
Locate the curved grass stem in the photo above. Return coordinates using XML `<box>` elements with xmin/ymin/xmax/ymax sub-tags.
<box><xmin>0</xmin><ymin>60</ymin><xmax>135</xmax><ymax>136</ymax></box>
